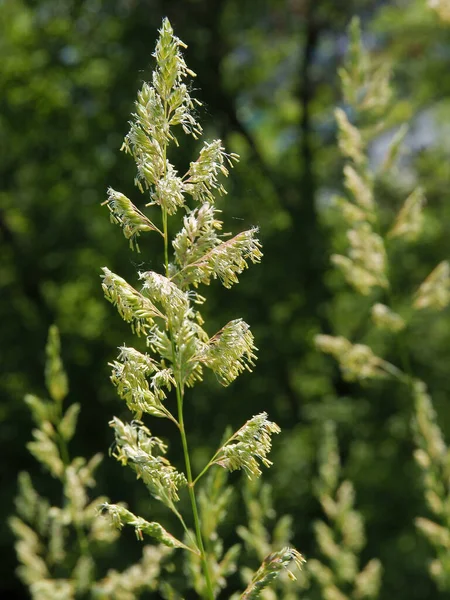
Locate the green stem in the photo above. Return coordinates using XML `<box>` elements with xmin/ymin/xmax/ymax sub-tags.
<box><xmin>163</xmin><ymin>208</ymin><xmax>169</xmax><ymax>274</ymax></box>
<box><xmin>175</xmin><ymin>381</ymin><xmax>215</xmax><ymax>600</ymax></box>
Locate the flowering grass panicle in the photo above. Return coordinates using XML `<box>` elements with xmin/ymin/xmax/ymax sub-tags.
<box><xmin>100</xmin><ymin>18</ymin><xmax>301</xmax><ymax>599</ymax></box>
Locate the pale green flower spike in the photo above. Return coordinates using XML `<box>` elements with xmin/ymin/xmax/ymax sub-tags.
<box><xmin>197</xmin><ymin>319</ymin><xmax>258</xmax><ymax>386</ymax></box>
<box><xmin>109</xmin><ymin>417</ymin><xmax>187</xmax><ymax>506</ymax></box>
<box><xmin>101</xmin><ymin>267</ymin><xmax>166</xmax><ymax>335</ymax></box>
<box><xmin>413</xmin><ymin>260</ymin><xmax>450</xmax><ymax>311</ymax></box>
<box><xmin>98</xmin><ymin>17</ymin><xmax>298</xmax><ymax>599</ymax></box>
<box><xmin>103</xmin><ymin>188</ymin><xmax>163</xmax><ymax>252</ymax></box>
<box><xmin>110</xmin><ymin>346</ymin><xmax>175</xmax><ymax>420</ymax></box>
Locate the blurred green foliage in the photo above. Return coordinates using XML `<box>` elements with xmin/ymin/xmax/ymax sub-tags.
<box><xmin>3</xmin><ymin>0</ymin><xmax>450</xmax><ymax>598</ymax></box>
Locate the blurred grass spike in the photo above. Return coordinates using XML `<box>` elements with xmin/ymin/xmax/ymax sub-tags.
<box><xmin>11</xmin><ymin>326</ymin><xmax>172</xmax><ymax>598</ymax></box>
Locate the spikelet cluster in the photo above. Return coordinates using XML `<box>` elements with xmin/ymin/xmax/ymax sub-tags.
<box><xmin>109</xmin><ymin>417</ymin><xmax>187</xmax><ymax>506</ymax></box>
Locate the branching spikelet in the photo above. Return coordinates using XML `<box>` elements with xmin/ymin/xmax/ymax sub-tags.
<box><xmin>64</xmin><ymin>464</ymin><xmax>89</xmax><ymax>521</ymax></box>
<box><xmin>388</xmin><ymin>187</ymin><xmax>426</xmax><ymax>242</ymax></box>
<box><xmin>371</xmin><ymin>303</ymin><xmax>406</xmax><ymax>333</ymax></box>
<box><xmin>103</xmin><ymin>188</ymin><xmax>162</xmax><ymax>251</ymax></box>
<box><xmin>239</xmin><ymin>548</ymin><xmax>305</xmax><ymax>599</ymax></box>
<box><xmin>45</xmin><ymin>325</ymin><xmax>69</xmax><ymax>404</ymax></box>
<box><xmin>315</xmin><ymin>335</ymin><xmax>395</xmax><ymax>381</ymax></box>
<box><xmin>172</xmin><ymin>203</ymin><xmax>223</xmax><ymax>278</ymax></box>
<box><xmin>109</xmin><ymin>417</ymin><xmax>187</xmax><ymax>505</ymax></box>
<box><xmin>177</xmin><ymin>228</ymin><xmax>263</xmax><ymax>289</ymax></box>
<box><xmin>122</xmin><ymin>19</ymin><xmax>201</xmax><ymax>196</ymax></box>
<box><xmin>413</xmin><ymin>380</ymin><xmax>446</xmax><ymax>464</ymax></box>
<box><xmin>330</xmin><ymin>17</ymin><xmax>395</xmax><ymax>301</ymax></box>
<box><xmin>347</xmin><ymin>224</ymin><xmax>386</xmax><ymax>279</ymax></box>
<box><xmin>110</xmin><ymin>346</ymin><xmax>174</xmax><ymax>419</ymax></box>
<box><xmin>152</xmin><ymin>19</ymin><xmax>200</xmax><ymax>125</ymax></box>
<box><xmin>184</xmin><ymin>140</ymin><xmax>239</xmax><ymax>203</ymax></box>
<box><xmin>331</xmin><ymin>255</ymin><xmax>381</xmax><ymax>296</ymax></box>
<box><xmin>15</xmin><ymin>472</ymin><xmax>40</xmax><ymax>525</ymax></box>
<box><xmin>214</xmin><ymin>413</ymin><xmax>281</xmax><ymax>478</ymax></box>
<box><xmin>354</xmin><ymin>559</ymin><xmax>384</xmax><ymax>599</ymax></box>
<box><xmin>100</xmin><ymin>503</ymin><xmax>188</xmax><ymax>549</ymax></box>
<box><xmin>101</xmin><ymin>268</ymin><xmax>166</xmax><ymax>335</ymax></box>
<box><xmin>413</xmin><ymin>261</ymin><xmax>450</xmax><ymax>311</ymax></box>
<box><xmin>197</xmin><ymin>319</ymin><xmax>257</xmax><ymax>385</ymax></box>
<box><xmin>171</xmin><ymin>316</ymin><xmax>208</xmax><ymax>387</ymax></box>
<box><xmin>335</xmin><ymin>108</ymin><xmax>365</xmax><ymax>166</ymax></box>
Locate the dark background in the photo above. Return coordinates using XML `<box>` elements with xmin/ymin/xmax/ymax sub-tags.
<box><xmin>3</xmin><ymin>0</ymin><xmax>450</xmax><ymax>597</ymax></box>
